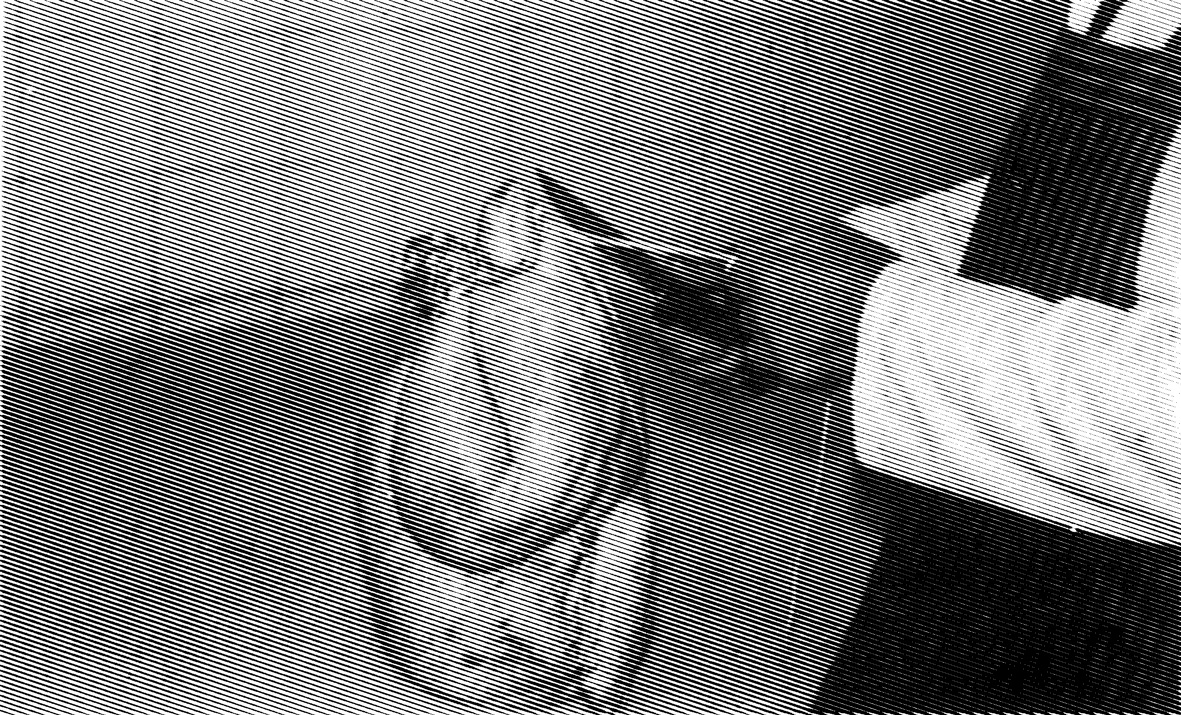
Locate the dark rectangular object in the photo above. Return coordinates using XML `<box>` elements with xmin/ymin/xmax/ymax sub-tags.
<box><xmin>957</xmin><ymin>31</ymin><xmax>1179</xmax><ymax>310</ymax></box>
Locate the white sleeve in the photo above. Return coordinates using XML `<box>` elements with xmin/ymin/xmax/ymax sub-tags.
<box><xmin>852</xmin><ymin>263</ymin><xmax>1180</xmax><ymax>544</ymax></box>
<box><xmin>848</xmin><ymin>130</ymin><xmax>1181</xmax><ymax>545</ymax></box>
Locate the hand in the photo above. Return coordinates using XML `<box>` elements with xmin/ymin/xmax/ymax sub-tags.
<box><xmin>696</xmin><ymin>220</ymin><xmax>897</xmax><ymax>395</ymax></box>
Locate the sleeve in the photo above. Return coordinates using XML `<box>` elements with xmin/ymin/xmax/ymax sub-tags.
<box><xmin>847</xmin><ymin>127</ymin><xmax>1181</xmax><ymax>545</ymax></box>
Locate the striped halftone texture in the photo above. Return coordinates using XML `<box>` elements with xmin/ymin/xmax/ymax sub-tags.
<box><xmin>5</xmin><ymin>1</ymin><xmax>1144</xmax><ymax>714</ymax></box>
<box><xmin>815</xmin><ymin>0</ymin><xmax>1180</xmax><ymax>711</ymax></box>
<box><xmin>354</xmin><ymin>176</ymin><xmax>657</xmax><ymax>711</ymax></box>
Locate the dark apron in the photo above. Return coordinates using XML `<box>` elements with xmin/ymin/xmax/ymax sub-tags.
<box><xmin>813</xmin><ymin>469</ymin><xmax>1180</xmax><ymax>713</ymax></box>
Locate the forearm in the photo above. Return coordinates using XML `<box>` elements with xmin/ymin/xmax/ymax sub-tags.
<box><xmin>852</xmin><ymin>260</ymin><xmax>1181</xmax><ymax>543</ymax></box>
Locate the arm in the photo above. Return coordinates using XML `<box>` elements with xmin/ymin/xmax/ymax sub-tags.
<box><xmin>852</xmin><ymin>260</ymin><xmax>1180</xmax><ymax>543</ymax></box>
<box><xmin>741</xmin><ymin>0</ymin><xmax>1181</xmax><ymax>542</ymax></box>
<box><xmin>849</xmin><ymin>123</ymin><xmax>1181</xmax><ymax>543</ymax></box>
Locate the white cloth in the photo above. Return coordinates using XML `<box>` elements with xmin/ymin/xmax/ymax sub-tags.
<box><xmin>1068</xmin><ymin>0</ymin><xmax>1181</xmax><ymax>49</ymax></box>
<box><xmin>848</xmin><ymin>124</ymin><xmax>1181</xmax><ymax>545</ymax></box>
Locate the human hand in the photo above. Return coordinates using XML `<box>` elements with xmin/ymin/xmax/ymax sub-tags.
<box><xmin>723</xmin><ymin>220</ymin><xmax>899</xmax><ymax>395</ymax></box>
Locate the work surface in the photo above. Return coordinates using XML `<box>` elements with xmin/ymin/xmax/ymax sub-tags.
<box><xmin>4</xmin><ymin>311</ymin><xmax>885</xmax><ymax>714</ymax></box>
